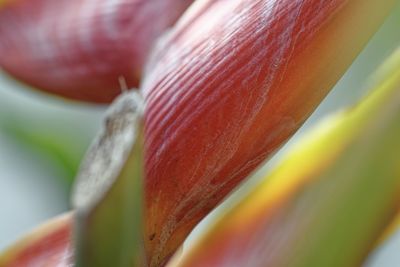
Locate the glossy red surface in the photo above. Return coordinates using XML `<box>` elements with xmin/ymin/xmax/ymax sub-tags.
<box><xmin>141</xmin><ymin>0</ymin><xmax>389</xmax><ymax>264</ymax></box>
<box><xmin>0</xmin><ymin>0</ymin><xmax>193</xmax><ymax>102</ymax></box>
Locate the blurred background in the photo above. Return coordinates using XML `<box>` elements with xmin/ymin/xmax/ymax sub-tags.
<box><xmin>0</xmin><ymin>4</ymin><xmax>399</xmax><ymax>267</ymax></box>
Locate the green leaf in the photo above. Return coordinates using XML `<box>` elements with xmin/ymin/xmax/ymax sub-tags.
<box><xmin>377</xmin><ymin>210</ymin><xmax>400</xmax><ymax>248</ymax></box>
<box><xmin>1</xmin><ymin>120</ymin><xmax>86</xmax><ymax>185</ymax></box>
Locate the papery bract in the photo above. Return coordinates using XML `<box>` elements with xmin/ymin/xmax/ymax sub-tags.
<box><xmin>0</xmin><ymin>0</ymin><xmax>193</xmax><ymax>102</ymax></box>
<box><xmin>142</xmin><ymin>0</ymin><xmax>396</xmax><ymax>265</ymax></box>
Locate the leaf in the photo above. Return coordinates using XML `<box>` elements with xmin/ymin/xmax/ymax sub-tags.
<box><xmin>0</xmin><ymin>212</ymin><xmax>72</xmax><ymax>267</ymax></box>
<box><xmin>1</xmin><ymin>118</ymin><xmax>86</xmax><ymax>186</ymax></box>
<box><xmin>0</xmin><ymin>91</ymin><xmax>146</xmax><ymax>267</ymax></box>
<box><xmin>377</xmin><ymin>211</ymin><xmax>400</xmax><ymax>247</ymax></box>
<box><xmin>168</xmin><ymin>48</ymin><xmax>400</xmax><ymax>267</ymax></box>
<box><xmin>141</xmin><ymin>0</ymin><xmax>397</xmax><ymax>265</ymax></box>
<box><xmin>370</xmin><ymin>48</ymin><xmax>400</xmax><ymax>249</ymax></box>
<box><xmin>71</xmin><ymin>91</ymin><xmax>145</xmax><ymax>267</ymax></box>
<box><xmin>0</xmin><ymin>0</ymin><xmax>194</xmax><ymax>102</ymax></box>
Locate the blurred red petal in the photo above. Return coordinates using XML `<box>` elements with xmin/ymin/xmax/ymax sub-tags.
<box><xmin>0</xmin><ymin>0</ymin><xmax>193</xmax><ymax>102</ymax></box>
<box><xmin>0</xmin><ymin>213</ymin><xmax>72</xmax><ymax>267</ymax></box>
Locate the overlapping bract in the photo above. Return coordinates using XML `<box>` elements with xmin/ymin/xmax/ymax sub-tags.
<box><xmin>0</xmin><ymin>0</ymin><xmax>398</xmax><ymax>266</ymax></box>
<box><xmin>0</xmin><ymin>0</ymin><xmax>193</xmax><ymax>102</ymax></box>
<box><xmin>169</xmin><ymin>49</ymin><xmax>400</xmax><ymax>267</ymax></box>
<box><xmin>142</xmin><ymin>0</ymin><xmax>396</xmax><ymax>264</ymax></box>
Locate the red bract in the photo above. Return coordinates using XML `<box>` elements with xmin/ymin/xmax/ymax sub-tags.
<box><xmin>0</xmin><ymin>0</ymin><xmax>193</xmax><ymax>103</ymax></box>
<box><xmin>142</xmin><ymin>0</ymin><xmax>395</xmax><ymax>265</ymax></box>
<box><xmin>0</xmin><ymin>213</ymin><xmax>72</xmax><ymax>267</ymax></box>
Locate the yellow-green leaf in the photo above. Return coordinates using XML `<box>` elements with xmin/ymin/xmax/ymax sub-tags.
<box><xmin>377</xmin><ymin>210</ymin><xmax>400</xmax><ymax>247</ymax></box>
